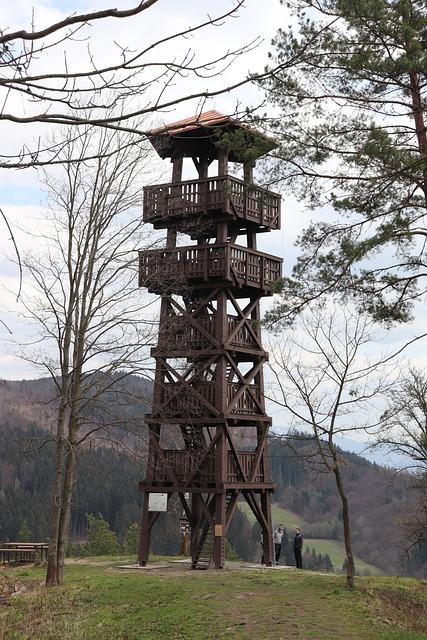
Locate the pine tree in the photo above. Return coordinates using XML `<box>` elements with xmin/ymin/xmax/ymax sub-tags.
<box><xmin>85</xmin><ymin>513</ymin><xmax>120</xmax><ymax>556</ymax></box>
<box><xmin>262</xmin><ymin>0</ymin><xmax>427</xmax><ymax>325</ymax></box>
<box><xmin>17</xmin><ymin>518</ymin><xmax>31</xmax><ymax>542</ymax></box>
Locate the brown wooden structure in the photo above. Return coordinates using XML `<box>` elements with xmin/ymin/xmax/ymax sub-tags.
<box><xmin>138</xmin><ymin>111</ymin><xmax>282</xmax><ymax>569</ymax></box>
<box><xmin>0</xmin><ymin>542</ymin><xmax>49</xmax><ymax>565</ymax></box>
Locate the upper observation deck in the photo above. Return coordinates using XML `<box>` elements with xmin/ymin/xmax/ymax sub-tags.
<box><xmin>143</xmin><ymin>175</ymin><xmax>281</xmax><ymax>234</ymax></box>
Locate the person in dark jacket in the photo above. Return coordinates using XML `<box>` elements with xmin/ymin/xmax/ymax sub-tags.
<box><xmin>294</xmin><ymin>527</ymin><xmax>303</xmax><ymax>569</ymax></box>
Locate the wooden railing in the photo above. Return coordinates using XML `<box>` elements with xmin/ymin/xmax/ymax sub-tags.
<box><xmin>161</xmin><ymin>315</ymin><xmax>215</xmax><ymax>351</ymax></box>
<box><xmin>152</xmin><ymin>449</ymin><xmax>265</xmax><ymax>484</ymax></box>
<box><xmin>159</xmin><ymin>314</ymin><xmax>260</xmax><ymax>352</ymax></box>
<box><xmin>226</xmin><ymin>382</ymin><xmax>262</xmax><ymax>414</ymax></box>
<box><xmin>156</xmin><ymin>381</ymin><xmax>262</xmax><ymax>416</ymax></box>
<box><xmin>139</xmin><ymin>243</ymin><xmax>282</xmax><ymax>293</ymax></box>
<box><xmin>143</xmin><ymin>175</ymin><xmax>281</xmax><ymax>230</ymax></box>
<box><xmin>227</xmin><ymin>315</ymin><xmax>261</xmax><ymax>349</ymax></box>
<box><xmin>159</xmin><ymin>382</ymin><xmax>216</xmax><ymax>416</ymax></box>
<box><xmin>227</xmin><ymin>451</ymin><xmax>265</xmax><ymax>484</ymax></box>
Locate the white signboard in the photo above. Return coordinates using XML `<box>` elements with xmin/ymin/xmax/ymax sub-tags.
<box><xmin>148</xmin><ymin>493</ymin><xmax>168</xmax><ymax>512</ymax></box>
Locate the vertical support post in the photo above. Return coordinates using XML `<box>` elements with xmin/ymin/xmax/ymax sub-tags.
<box><xmin>138</xmin><ymin>491</ymin><xmax>151</xmax><ymax>566</ymax></box>
<box><xmin>243</xmin><ymin>159</ymin><xmax>255</xmax><ymax>221</ymax></box>
<box><xmin>213</xmin><ymin>287</ymin><xmax>228</xmax><ymax>568</ymax></box>
<box><xmin>138</xmin><ymin>421</ymin><xmax>161</xmax><ymax>566</ymax></box>
<box><xmin>243</xmin><ymin>160</ymin><xmax>254</xmax><ymax>184</ymax></box>
<box><xmin>218</xmin><ymin>148</ymin><xmax>228</xmax><ymax>177</ymax></box>
<box><xmin>197</xmin><ymin>155</ymin><xmax>210</xmax><ymax>223</ymax></box>
<box><xmin>261</xmin><ymin>490</ymin><xmax>273</xmax><ymax>567</ymax></box>
<box><xmin>191</xmin><ymin>492</ymin><xmax>201</xmax><ymax>568</ymax></box>
<box><xmin>172</xmin><ymin>156</ymin><xmax>183</xmax><ymax>182</ymax></box>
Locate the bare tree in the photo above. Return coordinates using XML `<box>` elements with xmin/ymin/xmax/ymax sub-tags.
<box><xmin>18</xmin><ymin>123</ymin><xmax>159</xmax><ymax>586</ymax></box>
<box><xmin>268</xmin><ymin>305</ymin><xmax>394</xmax><ymax>589</ymax></box>
<box><xmin>374</xmin><ymin>369</ymin><xmax>427</xmax><ymax>556</ymax></box>
<box><xmin>0</xmin><ymin>0</ymin><xmax>274</xmax><ymax>169</ymax></box>
<box><xmin>376</xmin><ymin>369</ymin><xmax>427</xmax><ymax>471</ymax></box>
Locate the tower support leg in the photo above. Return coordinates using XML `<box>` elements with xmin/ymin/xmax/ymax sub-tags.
<box><xmin>261</xmin><ymin>491</ymin><xmax>273</xmax><ymax>567</ymax></box>
<box><xmin>213</xmin><ymin>492</ymin><xmax>226</xmax><ymax>569</ymax></box>
<box><xmin>138</xmin><ymin>492</ymin><xmax>151</xmax><ymax>566</ymax></box>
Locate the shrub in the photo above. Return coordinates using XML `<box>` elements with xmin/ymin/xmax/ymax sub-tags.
<box><xmin>85</xmin><ymin>513</ymin><xmax>120</xmax><ymax>556</ymax></box>
<box><xmin>123</xmin><ymin>523</ymin><xmax>139</xmax><ymax>555</ymax></box>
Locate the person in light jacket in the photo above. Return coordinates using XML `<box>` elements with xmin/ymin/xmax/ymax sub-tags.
<box><xmin>294</xmin><ymin>527</ymin><xmax>303</xmax><ymax>569</ymax></box>
<box><xmin>273</xmin><ymin>524</ymin><xmax>284</xmax><ymax>565</ymax></box>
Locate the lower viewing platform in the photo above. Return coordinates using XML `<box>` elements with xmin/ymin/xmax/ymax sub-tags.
<box><xmin>139</xmin><ymin>243</ymin><xmax>282</xmax><ymax>295</ymax></box>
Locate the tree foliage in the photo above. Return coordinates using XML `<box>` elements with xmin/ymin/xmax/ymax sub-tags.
<box><xmin>123</xmin><ymin>523</ymin><xmax>140</xmax><ymax>555</ymax></box>
<box><xmin>17</xmin><ymin>518</ymin><xmax>31</xmax><ymax>543</ymax></box>
<box><xmin>262</xmin><ymin>0</ymin><xmax>427</xmax><ymax>325</ymax></box>
<box><xmin>86</xmin><ymin>513</ymin><xmax>120</xmax><ymax>556</ymax></box>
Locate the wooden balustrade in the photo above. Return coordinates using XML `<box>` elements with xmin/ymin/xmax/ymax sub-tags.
<box><xmin>156</xmin><ymin>381</ymin><xmax>262</xmax><ymax>417</ymax></box>
<box><xmin>158</xmin><ymin>314</ymin><xmax>260</xmax><ymax>352</ymax></box>
<box><xmin>143</xmin><ymin>175</ymin><xmax>281</xmax><ymax>230</ymax></box>
<box><xmin>227</xmin><ymin>451</ymin><xmax>265</xmax><ymax>484</ymax></box>
<box><xmin>226</xmin><ymin>382</ymin><xmax>262</xmax><ymax>414</ymax></box>
<box><xmin>160</xmin><ymin>382</ymin><xmax>216</xmax><ymax>416</ymax></box>
<box><xmin>227</xmin><ymin>316</ymin><xmax>260</xmax><ymax>349</ymax></box>
<box><xmin>139</xmin><ymin>243</ymin><xmax>282</xmax><ymax>294</ymax></box>
<box><xmin>152</xmin><ymin>449</ymin><xmax>265</xmax><ymax>484</ymax></box>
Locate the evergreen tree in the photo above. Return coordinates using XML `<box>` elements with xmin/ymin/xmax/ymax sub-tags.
<box><xmin>17</xmin><ymin>518</ymin><xmax>31</xmax><ymax>542</ymax></box>
<box><xmin>123</xmin><ymin>523</ymin><xmax>140</xmax><ymax>555</ymax></box>
<box><xmin>262</xmin><ymin>0</ymin><xmax>427</xmax><ymax>325</ymax></box>
<box><xmin>85</xmin><ymin>513</ymin><xmax>120</xmax><ymax>556</ymax></box>
<box><xmin>228</xmin><ymin>507</ymin><xmax>259</xmax><ymax>561</ymax></box>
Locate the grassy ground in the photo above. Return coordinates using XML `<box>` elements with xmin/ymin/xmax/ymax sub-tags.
<box><xmin>0</xmin><ymin>557</ymin><xmax>425</xmax><ymax>640</ymax></box>
<box><xmin>238</xmin><ymin>503</ymin><xmax>381</xmax><ymax>575</ymax></box>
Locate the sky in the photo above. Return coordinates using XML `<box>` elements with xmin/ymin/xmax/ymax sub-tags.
<box><xmin>0</xmin><ymin>0</ymin><xmax>294</xmax><ymax>379</ymax></box>
<box><xmin>0</xmin><ymin>0</ymin><xmax>426</xmax><ymax>449</ymax></box>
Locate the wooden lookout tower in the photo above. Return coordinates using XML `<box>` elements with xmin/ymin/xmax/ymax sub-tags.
<box><xmin>138</xmin><ymin>111</ymin><xmax>282</xmax><ymax>569</ymax></box>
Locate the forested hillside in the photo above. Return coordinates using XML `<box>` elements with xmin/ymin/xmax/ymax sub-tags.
<box><xmin>0</xmin><ymin>377</ymin><xmax>425</xmax><ymax>577</ymax></box>
<box><xmin>268</xmin><ymin>439</ymin><xmax>418</xmax><ymax>574</ymax></box>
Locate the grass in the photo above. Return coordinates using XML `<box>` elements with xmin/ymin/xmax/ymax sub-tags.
<box><xmin>238</xmin><ymin>503</ymin><xmax>382</xmax><ymax>575</ymax></box>
<box><xmin>304</xmin><ymin>539</ymin><xmax>382</xmax><ymax>575</ymax></box>
<box><xmin>0</xmin><ymin>557</ymin><xmax>425</xmax><ymax>640</ymax></box>
<box><xmin>239</xmin><ymin>501</ymin><xmax>308</xmax><ymax>530</ymax></box>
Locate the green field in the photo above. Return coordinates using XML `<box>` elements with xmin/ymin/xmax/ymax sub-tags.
<box><xmin>239</xmin><ymin>501</ymin><xmax>308</xmax><ymax>530</ymax></box>
<box><xmin>238</xmin><ymin>503</ymin><xmax>382</xmax><ymax>575</ymax></box>
<box><xmin>304</xmin><ymin>539</ymin><xmax>382</xmax><ymax>575</ymax></box>
<box><xmin>0</xmin><ymin>557</ymin><xmax>425</xmax><ymax>640</ymax></box>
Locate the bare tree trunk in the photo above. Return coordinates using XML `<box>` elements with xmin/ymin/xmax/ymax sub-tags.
<box><xmin>45</xmin><ymin>404</ymin><xmax>67</xmax><ymax>586</ymax></box>
<box><xmin>56</xmin><ymin>436</ymin><xmax>76</xmax><ymax>583</ymax></box>
<box><xmin>334</xmin><ymin>467</ymin><xmax>355</xmax><ymax>590</ymax></box>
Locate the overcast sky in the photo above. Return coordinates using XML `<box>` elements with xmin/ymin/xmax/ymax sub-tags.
<box><xmin>1</xmin><ymin>0</ymin><xmax>426</xmax><ymax>446</ymax></box>
<box><xmin>0</xmin><ymin>0</ymin><xmax>294</xmax><ymax>380</ymax></box>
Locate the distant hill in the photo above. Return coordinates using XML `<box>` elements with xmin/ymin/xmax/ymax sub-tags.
<box><xmin>0</xmin><ymin>374</ymin><xmax>152</xmax><ymax>449</ymax></box>
<box><xmin>0</xmin><ymin>376</ymin><xmax>425</xmax><ymax>577</ymax></box>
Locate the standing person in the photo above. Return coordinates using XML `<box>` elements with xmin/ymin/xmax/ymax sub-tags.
<box><xmin>294</xmin><ymin>527</ymin><xmax>303</xmax><ymax>569</ymax></box>
<box><xmin>273</xmin><ymin>524</ymin><xmax>284</xmax><ymax>565</ymax></box>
